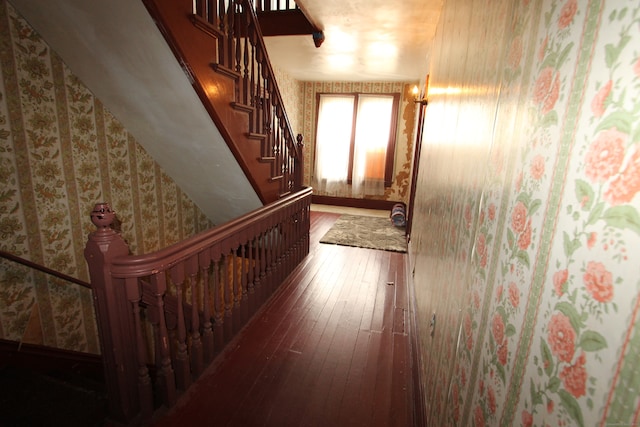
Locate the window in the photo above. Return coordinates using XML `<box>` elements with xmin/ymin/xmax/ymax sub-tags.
<box><xmin>313</xmin><ymin>93</ymin><xmax>400</xmax><ymax>196</ymax></box>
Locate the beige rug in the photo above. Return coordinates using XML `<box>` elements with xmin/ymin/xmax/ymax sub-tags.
<box><xmin>319</xmin><ymin>214</ymin><xmax>407</xmax><ymax>252</ymax></box>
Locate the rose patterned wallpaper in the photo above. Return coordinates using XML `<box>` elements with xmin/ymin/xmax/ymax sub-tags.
<box><xmin>0</xmin><ymin>1</ymin><xmax>212</xmax><ymax>354</ymax></box>
<box><xmin>410</xmin><ymin>0</ymin><xmax>640</xmax><ymax>426</ymax></box>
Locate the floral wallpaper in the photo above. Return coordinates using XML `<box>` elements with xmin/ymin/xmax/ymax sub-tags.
<box><xmin>410</xmin><ymin>0</ymin><xmax>640</xmax><ymax>426</ymax></box>
<box><xmin>0</xmin><ymin>1</ymin><xmax>212</xmax><ymax>354</ymax></box>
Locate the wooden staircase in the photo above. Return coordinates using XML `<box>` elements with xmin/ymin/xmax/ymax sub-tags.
<box><xmin>142</xmin><ymin>0</ymin><xmax>306</xmax><ymax>204</ymax></box>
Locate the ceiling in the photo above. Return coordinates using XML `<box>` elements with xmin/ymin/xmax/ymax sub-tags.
<box><xmin>264</xmin><ymin>0</ymin><xmax>442</xmax><ymax>82</ymax></box>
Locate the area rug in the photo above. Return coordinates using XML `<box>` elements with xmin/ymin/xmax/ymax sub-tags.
<box><xmin>320</xmin><ymin>214</ymin><xmax>407</xmax><ymax>252</ymax></box>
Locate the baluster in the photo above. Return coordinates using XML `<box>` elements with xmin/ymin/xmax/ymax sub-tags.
<box><xmin>218</xmin><ymin>0</ymin><xmax>226</xmax><ymax>66</ymax></box>
<box><xmin>150</xmin><ymin>273</ymin><xmax>177</xmax><ymax>407</ymax></box>
<box><xmin>247</xmin><ymin>237</ymin><xmax>255</xmax><ymax>314</ymax></box>
<box><xmin>264</xmin><ymin>227</ymin><xmax>273</xmax><ymax>294</ymax></box>
<box><xmin>259</xmin><ymin>231</ymin><xmax>267</xmax><ymax>300</ymax></box>
<box><xmin>169</xmin><ymin>265</ymin><xmax>191</xmax><ymax>390</ymax></box>
<box><xmin>230</xmin><ymin>248</ymin><xmax>241</xmax><ymax>334</ymax></box>
<box><xmin>125</xmin><ymin>277</ymin><xmax>154</xmax><ymax>418</ymax></box>
<box><xmin>249</xmin><ymin>24</ymin><xmax>256</xmax><ymax>108</ymax></box>
<box><xmin>233</xmin><ymin>3</ymin><xmax>241</xmax><ymax>76</ymax></box>
<box><xmin>212</xmin><ymin>256</ymin><xmax>224</xmax><ymax>350</ymax></box>
<box><xmin>253</xmin><ymin>235</ymin><xmax>263</xmax><ymax>305</ymax></box>
<box><xmin>227</xmin><ymin>0</ymin><xmax>236</xmax><ymax>72</ymax></box>
<box><xmin>199</xmin><ymin>252</ymin><xmax>215</xmax><ymax>362</ymax></box>
<box><xmin>239</xmin><ymin>243</ymin><xmax>249</xmax><ymax>326</ymax></box>
<box><xmin>223</xmin><ymin>253</ymin><xmax>233</xmax><ymax>341</ymax></box>
<box><xmin>187</xmin><ymin>255</ymin><xmax>204</xmax><ymax>377</ymax></box>
<box><xmin>258</xmin><ymin>48</ymin><xmax>264</xmax><ymax>131</ymax></box>
<box><xmin>242</xmin><ymin>13</ymin><xmax>250</xmax><ymax>105</ymax></box>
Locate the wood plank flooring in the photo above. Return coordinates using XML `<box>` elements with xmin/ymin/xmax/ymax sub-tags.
<box><xmin>152</xmin><ymin>211</ymin><xmax>414</xmax><ymax>427</ymax></box>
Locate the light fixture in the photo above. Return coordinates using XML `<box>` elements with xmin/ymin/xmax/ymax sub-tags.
<box><xmin>412</xmin><ymin>84</ymin><xmax>428</xmax><ymax>106</ymax></box>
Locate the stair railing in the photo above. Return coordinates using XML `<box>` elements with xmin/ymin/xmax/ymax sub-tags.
<box><xmin>84</xmin><ymin>187</ymin><xmax>311</xmax><ymax>423</ymax></box>
<box><xmin>254</xmin><ymin>0</ymin><xmax>298</xmax><ymax>12</ymax></box>
<box><xmin>191</xmin><ymin>0</ymin><xmax>304</xmax><ymax>198</ymax></box>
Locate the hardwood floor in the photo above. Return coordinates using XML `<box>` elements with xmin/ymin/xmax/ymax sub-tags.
<box><xmin>152</xmin><ymin>211</ymin><xmax>414</xmax><ymax>427</ymax></box>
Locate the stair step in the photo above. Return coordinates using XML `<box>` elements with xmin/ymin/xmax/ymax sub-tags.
<box><xmin>189</xmin><ymin>14</ymin><xmax>224</xmax><ymax>39</ymax></box>
<box><xmin>231</xmin><ymin>102</ymin><xmax>254</xmax><ymax>113</ymax></box>
<box><xmin>270</xmin><ymin>175</ymin><xmax>284</xmax><ymax>182</ymax></box>
<box><xmin>211</xmin><ymin>63</ymin><xmax>240</xmax><ymax>80</ymax></box>
<box><xmin>248</xmin><ymin>132</ymin><xmax>267</xmax><ymax>140</ymax></box>
<box><xmin>259</xmin><ymin>156</ymin><xmax>275</xmax><ymax>162</ymax></box>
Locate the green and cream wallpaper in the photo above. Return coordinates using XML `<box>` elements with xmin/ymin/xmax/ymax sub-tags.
<box><xmin>0</xmin><ymin>1</ymin><xmax>212</xmax><ymax>354</ymax></box>
<box><xmin>410</xmin><ymin>0</ymin><xmax>640</xmax><ymax>425</ymax></box>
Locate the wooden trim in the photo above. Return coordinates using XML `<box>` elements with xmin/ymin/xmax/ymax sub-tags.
<box><xmin>0</xmin><ymin>339</ymin><xmax>104</xmax><ymax>383</ymax></box>
<box><xmin>313</xmin><ymin>93</ymin><xmax>400</xmax><ymax>188</ymax></box>
<box><xmin>405</xmin><ymin>249</ymin><xmax>427</xmax><ymax>427</ymax></box>
<box><xmin>0</xmin><ymin>250</ymin><xmax>91</xmax><ymax>289</ymax></box>
<box><xmin>311</xmin><ymin>195</ymin><xmax>398</xmax><ymax>211</ymax></box>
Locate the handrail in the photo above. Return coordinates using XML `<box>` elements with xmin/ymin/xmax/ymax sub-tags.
<box><xmin>84</xmin><ymin>188</ymin><xmax>312</xmax><ymax>423</ymax></box>
<box><xmin>191</xmin><ymin>0</ymin><xmax>304</xmax><ymax>198</ymax></box>
<box><xmin>0</xmin><ymin>250</ymin><xmax>91</xmax><ymax>289</ymax></box>
<box><xmin>243</xmin><ymin>0</ymin><xmax>300</xmax><ymax>158</ymax></box>
<box><xmin>254</xmin><ymin>0</ymin><xmax>298</xmax><ymax>12</ymax></box>
<box><xmin>110</xmin><ymin>187</ymin><xmax>311</xmax><ymax>278</ymax></box>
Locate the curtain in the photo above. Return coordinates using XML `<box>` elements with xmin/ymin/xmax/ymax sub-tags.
<box><xmin>352</xmin><ymin>95</ymin><xmax>393</xmax><ymax>197</ymax></box>
<box><xmin>313</xmin><ymin>95</ymin><xmax>354</xmax><ymax>194</ymax></box>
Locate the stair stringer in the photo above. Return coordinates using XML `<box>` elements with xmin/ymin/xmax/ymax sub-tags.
<box><xmin>143</xmin><ymin>0</ymin><xmax>284</xmax><ymax>204</ymax></box>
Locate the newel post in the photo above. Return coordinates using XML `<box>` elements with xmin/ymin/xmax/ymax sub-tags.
<box><xmin>296</xmin><ymin>133</ymin><xmax>304</xmax><ymax>190</ymax></box>
<box><xmin>84</xmin><ymin>203</ymin><xmax>139</xmax><ymax>422</ymax></box>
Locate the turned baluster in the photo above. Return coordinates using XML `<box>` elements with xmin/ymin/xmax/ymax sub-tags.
<box><xmin>187</xmin><ymin>255</ymin><xmax>204</xmax><ymax>376</ymax></box>
<box><xmin>150</xmin><ymin>273</ymin><xmax>177</xmax><ymax>407</ymax></box>
<box><xmin>222</xmin><ymin>252</ymin><xmax>233</xmax><ymax>341</ymax></box>
<box><xmin>169</xmin><ymin>264</ymin><xmax>191</xmax><ymax>390</ymax></box>
<box><xmin>212</xmin><ymin>256</ymin><xmax>224</xmax><ymax>350</ymax></box>
<box><xmin>231</xmin><ymin>245</ymin><xmax>242</xmax><ymax>334</ymax></box>
<box><xmin>239</xmin><ymin>243</ymin><xmax>249</xmax><ymax>326</ymax></box>
<box><xmin>199</xmin><ymin>251</ymin><xmax>215</xmax><ymax>362</ymax></box>
<box><xmin>124</xmin><ymin>277</ymin><xmax>153</xmax><ymax>418</ymax></box>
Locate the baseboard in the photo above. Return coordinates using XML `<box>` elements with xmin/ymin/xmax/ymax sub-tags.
<box><xmin>311</xmin><ymin>195</ymin><xmax>401</xmax><ymax>211</ymax></box>
<box><xmin>405</xmin><ymin>248</ymin><xmax>427</xmax><ymax>426</ymax></box>
<box><xmin>0</xmin><ymin>339</ymin><xmax>104</xmax><ymax>383</ymax></box>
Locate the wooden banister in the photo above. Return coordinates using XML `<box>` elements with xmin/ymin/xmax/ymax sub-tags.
<box><xmin>143</xmin><ymin>0</ymin><xmax>304</xmax><ymax>203</ymax></box>
<box><xmin>0</xmin><ymin>250</ymin><xmax>91</xmax><ymax>289</ymax></box>
<box><xmin>84</xmin><ymin>188</ymin><xmax>311</xmax><ymax>422</ymax></box>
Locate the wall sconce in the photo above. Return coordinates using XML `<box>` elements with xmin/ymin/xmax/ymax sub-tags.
<box><xmin>412</xmin><ymin>85</ymin><xmax>428</xmax><ymax>106</ymax></box>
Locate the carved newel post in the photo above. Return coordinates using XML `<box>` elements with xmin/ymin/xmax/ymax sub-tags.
<box><xmin>84</xmin><ymin>203</ymin><xmax>138</xmax><ymax>422</ymax></box>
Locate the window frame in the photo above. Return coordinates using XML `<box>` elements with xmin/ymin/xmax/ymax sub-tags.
<box><xmin>314</xmin><ymin>92</ymin><xmax>400</xmax><ymax>188</ymax></box>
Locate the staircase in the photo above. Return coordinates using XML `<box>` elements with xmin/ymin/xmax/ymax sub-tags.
<box><xmin>143</xmin><ymin>0</ymin><xmax>306</xmax><ymax>204</ymax></box>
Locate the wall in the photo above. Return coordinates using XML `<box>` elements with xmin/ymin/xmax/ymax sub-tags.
<box><xmin>410</xmin><ymin>0</ymin><xmax>640</xmax><ymax>425</ymax></box>
<box><xmin>302</xmin><ymin>81</ymin><xmax>416</xmax><ymax>203</ymax></box>
<box><xmin>0</xmin><ymin>2</ymin><xmax>212</xmax><ymax>354</ymax></box>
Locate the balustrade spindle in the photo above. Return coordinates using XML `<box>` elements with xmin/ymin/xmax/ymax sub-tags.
<box><xmin>222</xmin><ymin>253</ymin><xmax>233</xmax><ymax>341</ymax></box>
<box><xmin>170</xmin><ymin>265</ymin><xmax>191</xmax><ymax>391</ymax></box>
<box><xmin>199</xmin><ymin>252</ymin><xmax>215</xmax><ymax>361</ymax></box>
<box><xmin>150</xmin><ymin>273</ymin><xmax>177</xmax><ymax>407</ymax></box>
<box><xmin>212</xmin><ymin>258</ymin><xmax>224</xmax><ymax>349</ymax></box>
<box><xmin>187</xmin><ymin>255</ymin><xmax>204</xmax><ymax>376</ymax></box>
<box><xmin>125</xmin><ymin>276</ymin><xmax>154</xmax><ymax>418</ymax></box>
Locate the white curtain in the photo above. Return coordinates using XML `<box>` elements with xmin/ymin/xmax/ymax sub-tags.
<box><xmin>313</xmin><ymin>95</ymin><xmax>354</xmax><ymax>194</ymax></box>
<box><xmin>352</xmin><ymin>95</ymin><xmax>393</xmax><ymax>197</ymax></box>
